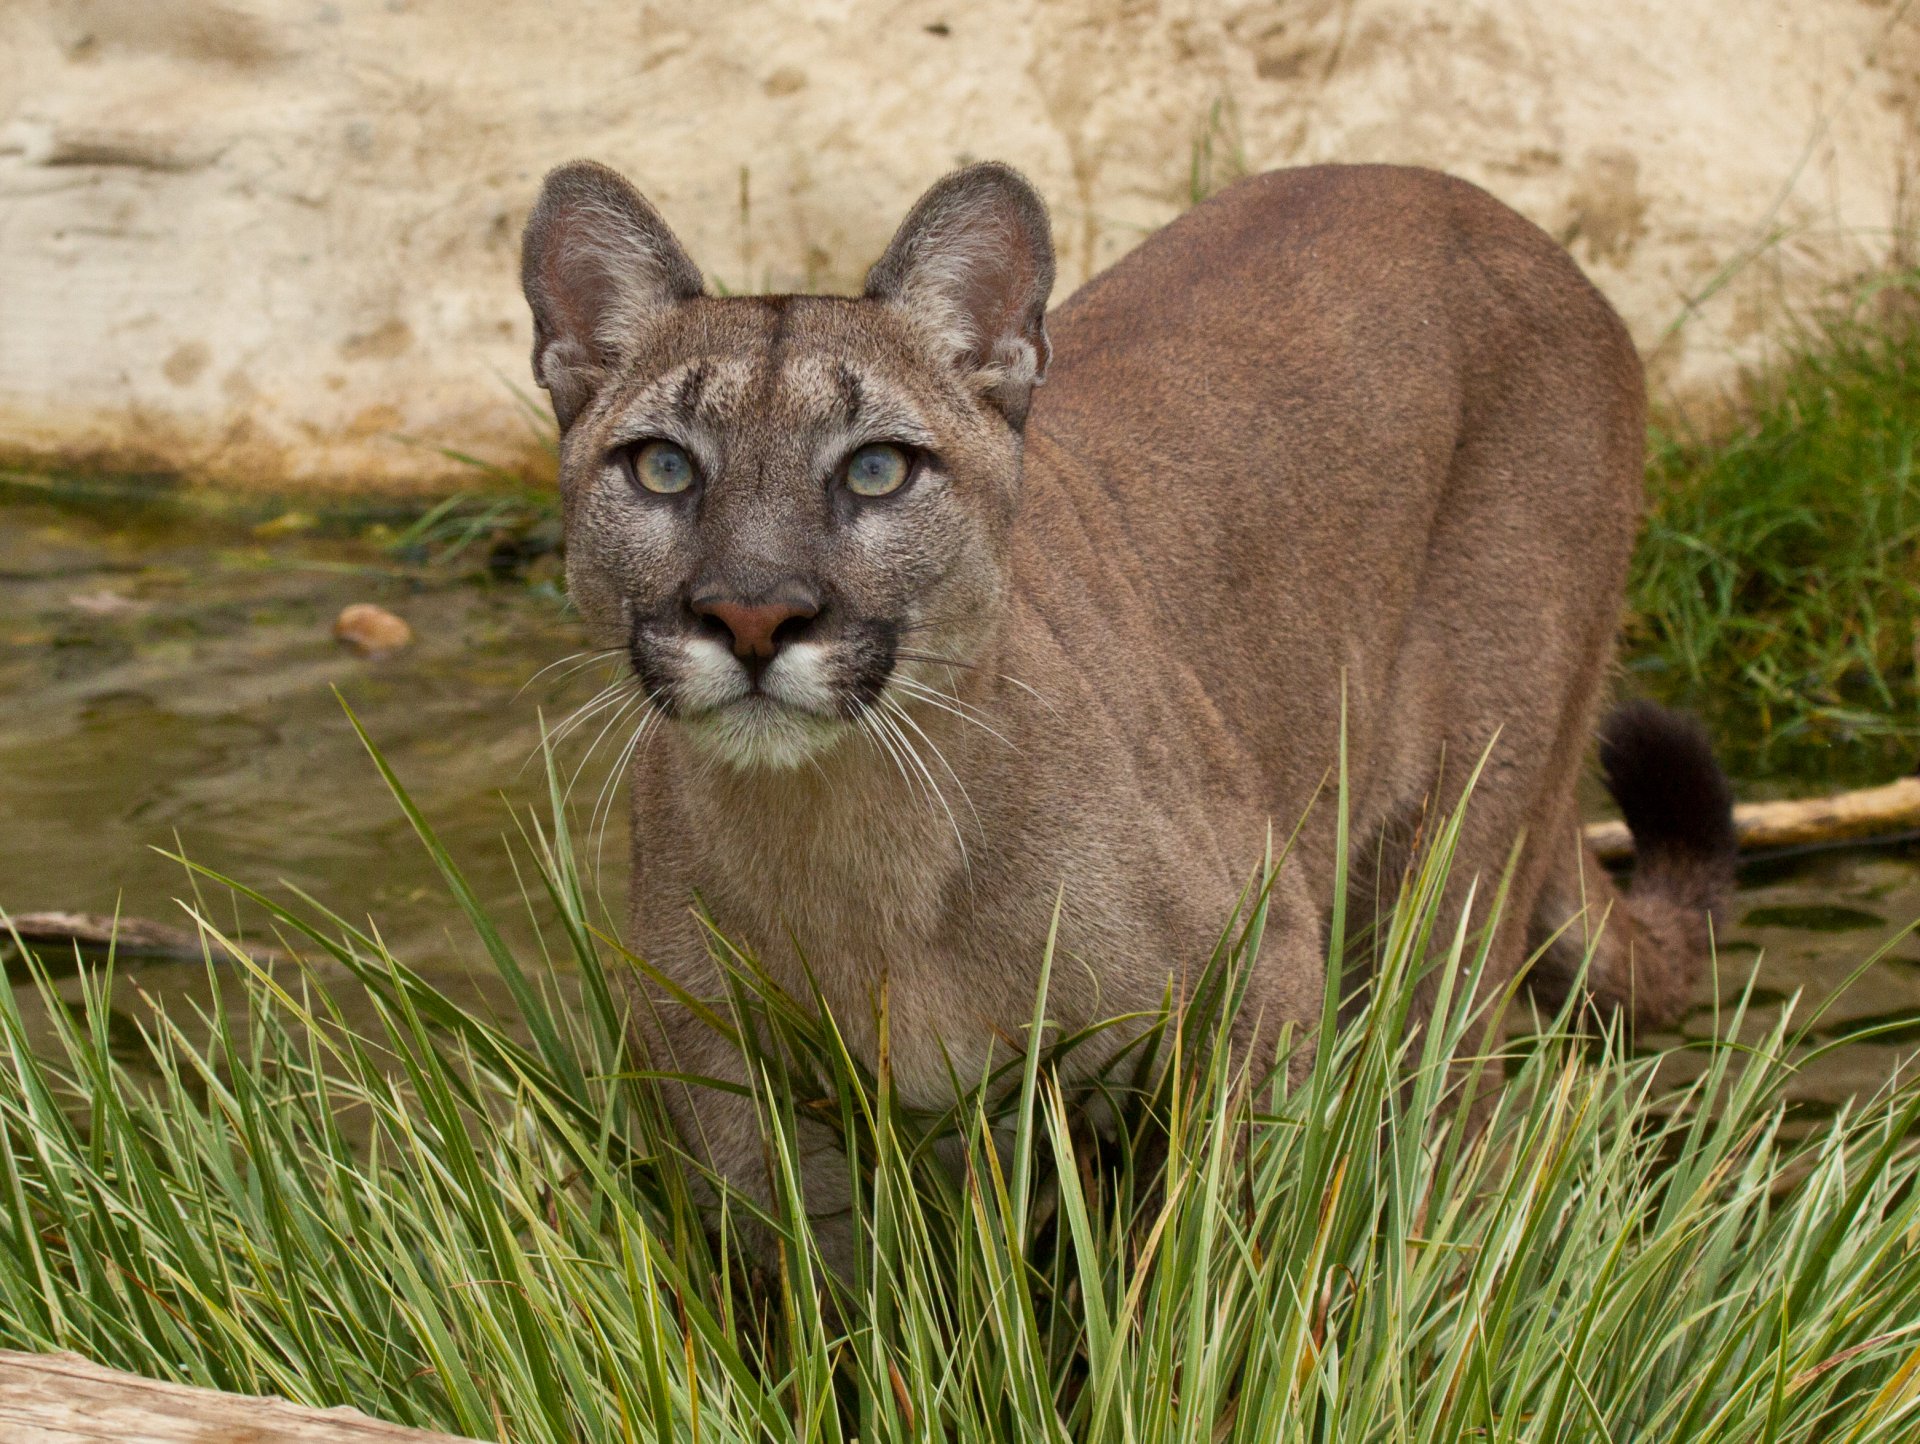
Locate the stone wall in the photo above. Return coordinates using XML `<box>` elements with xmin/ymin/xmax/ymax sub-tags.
<box><xmin>2</xmin><ymin>0</ymin><xmax>1915</xmax><ymax>494</ymax></box>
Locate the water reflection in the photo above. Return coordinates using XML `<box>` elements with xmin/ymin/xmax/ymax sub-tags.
<box><xmin>0</xmin><ymin>484</ymin><xmax>608</xmax><ymax>973</ymax></box>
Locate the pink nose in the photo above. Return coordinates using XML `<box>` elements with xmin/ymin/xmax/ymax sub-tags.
<box><xmin>692</xmin><ymin>596</ymin><xmax>819</xmax><ymax>660</ymax></box>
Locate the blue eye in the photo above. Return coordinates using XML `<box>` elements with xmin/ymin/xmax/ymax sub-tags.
<box><xmin>628</xmin><ymin>440</ymin><xmax>695</xmax><ymax>495</ymax></box>
<box><xmin>844</xmin><ymin>443</ymin><xmax>911</xmax><ymax>498</ymax></box>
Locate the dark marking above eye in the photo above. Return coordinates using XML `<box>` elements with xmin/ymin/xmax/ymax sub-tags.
<box><xmin>752</xmin><ymin>298</ymin><xmax>796</xmax><ymax>409</ymax></box>
<box><xmin>764</xmin><ymin>295</ymin><xmax>793</xmax><ymax>358</ymax></box>
<box><xmin>671</xmin><ymin>363</ymin><xmax>708</xmax><ymax>422</ymax></box>
<box><xmin>836</xmin><ymin>362</ymin><xmax>864</xmax><ymax>424</ymax></box>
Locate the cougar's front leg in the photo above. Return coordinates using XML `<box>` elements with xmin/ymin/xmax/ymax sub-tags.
<box><xmin>634</xmin><ymin>983</ymin><xmax>861</xmax><ymax>1279</ymax></box>
<box><xmin>1229</xmin><ymin>866</ymin><xmax>1326</xmax><ymax>1091</ymax></box>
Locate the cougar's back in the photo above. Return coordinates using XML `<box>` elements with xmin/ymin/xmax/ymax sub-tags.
<box><xmin>1012</xmin><ymin>165</ymin><xmax>1647</xmax><ymax>904</ymax></box>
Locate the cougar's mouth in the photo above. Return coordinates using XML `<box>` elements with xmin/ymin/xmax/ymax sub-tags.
<box><xmin>624</xmin><ymin>618</ymin><xmax>899</xmax><ymax>769</ymax></box>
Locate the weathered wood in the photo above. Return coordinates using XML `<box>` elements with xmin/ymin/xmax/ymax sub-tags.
<box><xmin>0</xmin><ymin>912</ymin><xmax>285</xmax><ymax>968</ymax></box>
<box><xmin>2</xmin><ymin>912</ymin><xmax>214</xmax><ymax>960</ymax></box>
<box><xmin>1584</xmin><ymin>775</ymin><xmax>1920</xmax><ymax>863</ymax></box>
<box><xmin>0</xmin><ymin>1351</ymin><xmax>486</xmax><ymax>1444</ymax></box>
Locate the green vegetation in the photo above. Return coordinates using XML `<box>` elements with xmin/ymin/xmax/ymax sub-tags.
<box><xmin>386</xmin><ymin>484</ymin><xmax>561</xmax><ymax>579</ymax></box>
<box><xmin>386</xmin><ymin>390</ymin><xmax>562</xmax><ymax>579</ymax></box>
<box><xmin>3</xmin><ymin>730</ymin><xmax>1920</xmax><ymax>1442</ymax></box>
<box><xmin>1624</xmin><ymin>283</ymin><xmax>1920</xmax><ymax>783</ymax></box>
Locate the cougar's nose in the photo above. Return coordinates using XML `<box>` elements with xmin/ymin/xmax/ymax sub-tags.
<box><xmin>691</xmin><ymin>591</ymin><xmax>820</xmax><ymax>663</ymax></box>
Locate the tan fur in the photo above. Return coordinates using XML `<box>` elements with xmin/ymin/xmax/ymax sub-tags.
<box><xmin>520</xmin><ymin>160</ymin><xmax>1717</xmax><ymax>1257</ymax></box>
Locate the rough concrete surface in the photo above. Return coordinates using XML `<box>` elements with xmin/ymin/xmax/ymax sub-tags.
<box><xmin>1</xmin><ymin>0</ymin><xmax>1916</xmax><ymax>494</ymax></box>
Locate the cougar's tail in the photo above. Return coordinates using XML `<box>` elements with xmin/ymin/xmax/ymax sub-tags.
<box><xmin>1531</xmin><ymin>701</ymin><xmax>1738</xmax><ymax>1031</ymax></box>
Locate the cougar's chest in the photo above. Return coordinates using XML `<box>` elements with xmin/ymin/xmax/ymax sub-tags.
<box><xmin>711</xmin><ymin>861</ymin><xmax>1016</xmax><ymax>1108</ymax></box>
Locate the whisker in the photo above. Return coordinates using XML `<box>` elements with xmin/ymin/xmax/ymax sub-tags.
<box><xmin>855</xmin><ymin>707</ymin><xmax>923</xmax><ymax>813</ymax></box>
<box><xmin>861</xmin><ymin>698</ymin><xmax>963</xmax><ymax>869</ymax></box>
<box><xmin>589</xmin><ymin>691</ymin><xmax>663</xmax><ymax>878</ymax></box>
<box><xmin>894</xmin><ymin>648</ymin><xmax>1060</xmax><ymax>720</ymax></box>
<box><xmin>893</xmin><ymin>649</ymin><xmax>984</xmax><ymax>670</ymax></box>
<box><xmin>861</xmin><ymin>701</ymin><xmax>928</xmax><ymax>805</ymax></box>
<box><xmin>589</xmin><ymin>692</ymin><xmax>653</xmax><ymax>831</ymax></box>
<box><xmin>893</xmin><ymin>609</ymin><xmax>989</xmax><ymax>637</ymax></box>
<box><xmin>519</xmin><ymin>678</ymin><xmax>634</xmax><ymax>781</ymax></box>
<box><xmin>882</xmin><ymin>692</ymin><xmax>980</xmax><ymax>870</ymax></box>
<box><xmin>517</xmin><ymin>647</ymin><xmax>624</xmax><ymax>700</ymax></box>
<box><xmin>889</xmin><ymin>675</ymin><xmax>1019</xmax><ymax>751</ymax></box>
<box><xmin>992</xmin><ymin>672</ymin><xmax>1060</xmax><ymax>718</ymax></box>
<box><xmin>884</xmin><ymin>694</ymin><xmax>977</xmax><ymax>817</ymax></box>
<box><xmin>886</xmin><ymin>710</ymin><xmax>969</xmax><ymax>876</ymax></box>
<box><xmin>565</xmin><ymin>690</ymin><xmax>646</xmax><ymax>807</ymax></box>
<box><xmin>548</xmin><ymin>680</ymin><xmax>637</xmax><ymax>748</ymax></box>
<box><xmin>541</xmin><ymin>691</ymin><xmax>629</xmax><ymax>768</ymax></box>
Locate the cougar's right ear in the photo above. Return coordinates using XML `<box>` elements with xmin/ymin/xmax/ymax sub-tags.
<box><xmin>864</xmin><ymin>162</ymin><xmax>1055</xmax><ymax>429</ymax></box>
<box><xmin>521</xmin><ymin>161</ymin><xmax>704</xmax><ymax>431</ymax></box>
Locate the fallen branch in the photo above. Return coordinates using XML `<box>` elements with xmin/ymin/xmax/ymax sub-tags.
<box><xmin>1</xmin><ymin>911</ymin><xmax>285</xmax><ymax>968</ymax></box>
<box><xmin>1584</xmin><ymin>775</ymin><xmax>1920</xmax><ymax>863</ymax></box>
<box><xmin>0</xmin><ymin>1350</ymin><xmax>483</xmax><ymax>1443</ymax></box>
<box><xmin>3</xmin><ymin>911</ymin><xmax>211</xmax><ymax>960</ymax></box>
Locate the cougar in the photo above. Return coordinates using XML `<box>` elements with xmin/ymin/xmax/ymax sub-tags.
<box><xmin>519</xmin><ymin>158</ymin><xmax>1735</xmax><ymax>1253</ymax></box>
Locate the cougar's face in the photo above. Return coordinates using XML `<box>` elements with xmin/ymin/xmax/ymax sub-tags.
<box><xmin>523</xmin><ymin>160</ymin><xmax>1052</xmax><ymax>768</ymax></box>
<box><xmin>559</xmin><ymin>297</ymin><xmax>1022</xmax><ymax>769</ymax></box>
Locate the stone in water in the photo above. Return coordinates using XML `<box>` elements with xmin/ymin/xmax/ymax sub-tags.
<box><xmin>333</xmin><ymin>602</ymin><xmax>413</xmax><ymax>656</ymax></box>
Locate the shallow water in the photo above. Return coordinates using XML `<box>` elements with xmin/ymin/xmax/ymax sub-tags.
<box><xmin>0</xmin><ymin>482</ymin><xmax>607</xmax><ymax>1055</ymax></box>
<box><xmin>2</xmin><ymin>484</ymin><xmax>1917</xmax><ymax>1105</ymax></box>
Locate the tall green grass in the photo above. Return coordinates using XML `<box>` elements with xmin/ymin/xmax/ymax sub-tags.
<box><xmin>1626</xmin><ymin>282</ymin><xmax>1920</xmax><ymax>781</ymax></box>
<box><xmin>4</xmin><ymin>733</ymin><xmax>1920</xmax><ymax>1441</ymax></box>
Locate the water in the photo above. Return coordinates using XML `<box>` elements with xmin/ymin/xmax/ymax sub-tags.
<box><xmin>3</xmin><ymin>484</ymin><xmax>1917</xmax><ymax>1105</ymax></box>
<box><xmin>0</xmin><ymin>482</ymin><xmax>605</xmax><ymax>1051</ymax></box>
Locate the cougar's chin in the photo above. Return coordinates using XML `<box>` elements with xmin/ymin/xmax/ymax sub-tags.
<box><xmin>681</xmin><ymin>698</ymin><xmax>847</xmax><ymax>771</ymax></box>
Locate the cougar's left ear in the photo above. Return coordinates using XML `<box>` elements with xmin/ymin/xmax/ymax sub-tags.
<box><xmin>864</xmin><ymin>162</ymin><xmax>1055</xmax><ymax>429</ymax></box>
<box><xmin>521</xmin><ymin>161</ymin><xmax>704</xmax><ymax>431</ymax></box>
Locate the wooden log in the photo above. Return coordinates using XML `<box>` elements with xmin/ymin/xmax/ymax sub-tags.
<box><xmin>2</xmin><ymin>912</ymin><xmax>215</xmax><ymax>961</ymax></box>
<box><xmin>1583</xmin><ymin>775</ymin><xmax>1920</xmax><ymax>863</ymax></box>
<box><xmin>0</xmin><ymin>1350</ymin><xmax>486</xmax><ymax>1444</ymax></box>
<box><xmin>1</xmin><ymin>911</ymin><xmax>286</xmax><ymax>971</ymax></box>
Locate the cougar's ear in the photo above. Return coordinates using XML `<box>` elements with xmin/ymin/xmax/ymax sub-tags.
<box><xmin>864</xmin><ymin>162</ymin><xmax>1055</xmax><ymax>429</ymax></box>
<box><xmin>521</xmin><ymin>161</ymin><xmax>704</xmax><ymax>430</ymax></box>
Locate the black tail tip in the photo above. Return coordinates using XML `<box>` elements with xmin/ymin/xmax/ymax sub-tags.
<box><xmin>1598</xmin><ymin>700</ymin><xmax>1737</xmax><ymax>865</ymax></box>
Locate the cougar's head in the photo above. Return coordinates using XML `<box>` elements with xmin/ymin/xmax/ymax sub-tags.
<box><xmin>521</xmin><ymin>160</ymin><xmax>1053</xmax><ymax>770</ymax></box>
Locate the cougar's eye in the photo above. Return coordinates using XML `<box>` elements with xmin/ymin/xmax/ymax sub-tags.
<box><xmin>843</xmin><ymin>443</ymin><xmax>912</xmax><ymax>498</ymax></box>
<box><xmin>626</xmin><ymin>440</ymin><xmax>696</xmax><ymax>495</ymax></box>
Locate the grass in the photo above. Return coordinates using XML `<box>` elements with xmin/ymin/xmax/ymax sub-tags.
<box><xmin>385</xmin><ymin>385</ymin><xmax>562</xmax><ymax>579</ymax></box>
<box><xmin>3</xmin><ymin>728</ymin><xmax>1920</xmax><ymax>1441</ymax></box>
<box><xmin>1624</xmin><ymin>279</ymin><xmax>1920</xmax><ymax>783</ymax></box>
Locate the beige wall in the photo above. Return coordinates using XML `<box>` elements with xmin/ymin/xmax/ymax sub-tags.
<box><xmin>2</xmin><ymin>0</ymin><xmax>1916</xmax><ymax>494</ymax></box>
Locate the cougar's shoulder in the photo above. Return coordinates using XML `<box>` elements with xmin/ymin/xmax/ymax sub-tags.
<box><xmin>1015</xmin><ymin>161</ymin><xmax>1647</xmax><ymax>675</ymax></box>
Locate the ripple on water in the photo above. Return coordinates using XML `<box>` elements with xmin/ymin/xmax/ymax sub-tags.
<box><xmin>1740</xmin><ymin>903</ymin><xmax>1886</xmax><ymax>932</ymax></box>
